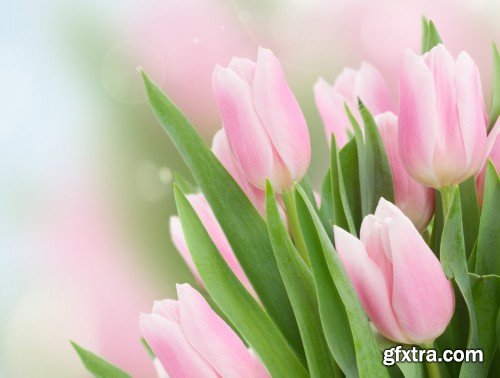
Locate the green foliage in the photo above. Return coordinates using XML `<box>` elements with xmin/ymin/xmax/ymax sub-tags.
<box><xmin>140</xmin><ymin>71</ymin><xmax>303</xmax><ymax>357</ymax></box>
<box><xmin>71</xmin><ymin>342</ymin><xmax>131</xmax><ymax>378</ymax></box>
<box><xmin>295</xmin><ymin>187</ymin><xmax>389</xmax><ymax>377</ymax></box>
<box><xmin>174</xmin><ymin>186</ymin><xmax>308</xmax><ymax>377</ymax></box>
<box><xmin>266</xmin><ymin>182</ymin><xmax>338</xmax><ymax>377</ymax></box>
<box><xmin>475</xmin><ymin>162</ymin><xmax>500</xmax><ymax>276</ymax></box>
<box><xmin>439</xmin><ymin>187</ymin><xmax>480</xmax><ymax>376</ymax></box>
<box><xmin>421</xmin><ymin>17</ymin><xmax>443</xmax><ymax>53</ymax></box>
<box><xmin>469</xmin><ymin>273</ymin><xmax>500</xmax><ymax>375</ymax></box>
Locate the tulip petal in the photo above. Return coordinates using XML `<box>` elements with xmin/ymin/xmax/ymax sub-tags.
<box><xmin>153</xmin><ymin>358</ymin><xmax>169</xmax><ymax>378</ymax></box>
<box><xmin>333</xmin><ymin>226</ymin><xmax>408</xmax><ymax>343</ymax></box>
<box><xmin>387</xmin><ymin>210</ymin><xmax>455</xmax><ymax>344</ymax></box>
<box><xmin>360</xmin><ymin>215</ymin><xmax>393</xmax><ymax>295</ymax></box>
<box><xmin>424</xmin><ymin>45</ymin><xmax>468</xmax><ymax>185</ymax></box>
<box><xmin>212</xmin><ymin>64</ymin><xmax>274</xmax><ymax>188</ymax></box>
<box><xmin>398</xmin><ymin>49</ymin><xmax>439</xmax><ymax>187</ymax></box>
<box><xmin>228</xmin><ymin>57</ymin><xmax>256</xmax><ymax>84</ymax></box>
<box><xmin>455</xmin><ymin>51</ymin><xmax>488</xmax><ymax>180</ymax></box>
<box><xmin>314</xmin><ymin>78</ymin><xmax>353</xmax><ymax>147</ymax></box>
<box><xmin>376</xmin><ymin>113</ymin><xmax>435</xmax><ymax>230</ymax></box>
<box><xmin>177</xmin><ymin>284</ymin><xmax>262</xmax><ymax>378</ymax></box>
<box><xmin>153</xmin><ymin>299</ymin><xmax>180</xmax><ymax>323</ymax></box>
<box><xmin>356</xmin><ymin>63</ymin><xmax>394</xmax><ymax>114</ymax></box>
<box><xmin>211</xmin><ymin>129</ymin><xmax>266</xmax><ymax>216</ymax></box>
<box><xmin>333</xmin><ymin>67</ymin><xmax>357</xmax><ymax>100</ymax></box>
<box><xmin>140</xmin><ymin>313</ymin><xmax>217</xmax><ymax>378</ymax></box>
<box><xmin>252</xmin><ymin>47</ymin><xmax>311</xmax><ymax>183</ymax></box>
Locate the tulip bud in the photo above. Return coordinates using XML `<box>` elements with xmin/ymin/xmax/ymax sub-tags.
<box><xmin>140</xmin><ymin>284</ymin><xmax>269</xmax><ymax>378</ymax></box>
<box><xmin>398</xmin><ymin>44</ymin><xmax>488</xmax><ymax>188</ymax></box>
<box><xmin>212</xmin><ymin>47</ymin><xmax>310</xmax><ymax>192</ymax></box>
<box><xmin>314</xmin><ymin>62</ymin><xmax>393</xmax><ymax>147</ymax></box>
<box><xmin>169</xmin><ymin>194</ymin><xmax>256</xmax><ymax>298</ymax></box>
<box><xmin>376</xmin><ymin>112</ymin><xmax>435</xmax><ymax>230</ymax></box>
<box><xmin>476</xmin><ymin>120</ymin><xmax>500</xmax><ymax>204</ymax></box>
<box><xmin>334</xmin><ymin>199</ymin><xmax>454</xmax><ymax>345</ymax></box>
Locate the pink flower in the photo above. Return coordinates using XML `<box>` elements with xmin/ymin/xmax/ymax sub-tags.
<box><xmin>140</xmin><ymin>284</ymin><xmax>269</xmax><ymax>378</ymax></box>
<box><xmin>334</xmin><ymin>199</ymin><xmax>454</xmax><ymax>345</ymax></box>
<box><xmin>376</xmin><ymin>112</ymin><xmax>434</xmax><ymax>230</ymax></box>
<box><xmin>212</xmin><ymin>47</ymin><xmax>310</xmax><ymax>192</ymax></box>
<box><xmin>211</xmin><ymin>129</ymin><xmax>267</xmax><ymax>216</ymax></box>
<box><xmin>314</xmin><ymin>62</ymin><xmax>393</xmax><ymax>147</ymax></box>
<box><xmin>476</xmin><ymin>120</ymin><xmax>500</xmax><ymax>204</ymax></box>
<box><xmin>169</xmin><ymin>194</ymin><xmax>256</xmax><ymax>298</ymax></box>
<box><xmin>398</xmin><ymin>44</ymin><xmax>488</xmax><ymax>188</ymax></box>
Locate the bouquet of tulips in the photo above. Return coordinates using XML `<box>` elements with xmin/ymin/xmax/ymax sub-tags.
<box><xmin>73</xmin><ymin>19</ymin><xmax>499</xmax><ymax>378</ymax></box>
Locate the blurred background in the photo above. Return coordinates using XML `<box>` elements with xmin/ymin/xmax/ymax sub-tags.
<box><xmin>0</xmin><ymin>0</ymin><xmax>498</xmax><ymax>376</ymax></box>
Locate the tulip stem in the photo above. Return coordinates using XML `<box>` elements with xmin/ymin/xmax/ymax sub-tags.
<box><xmin>282</xmin><ymin>190</ymin><xmax>311</xmax><ymax>267</ymax></box>
<box><xmin>439</xmin><ymin>186</ymin><xmax>455</xmax><ymax>219</ymax></box>
<box><xmin>422</xmin><ymin>342</ymin><xmax>441</xmax><ymax>378</ymax></box>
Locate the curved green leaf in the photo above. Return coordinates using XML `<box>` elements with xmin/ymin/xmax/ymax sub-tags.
<box><xmin>340</xmin><ymin>138</ymin><xmax>362</xmax><ymax>232</ymax></box>
<box><xmin>266</xmin><ymin>182</ymin><xmax>338</xmax><ymax>377</ymax></box>
<box><xmin>358</xmin><ymin>100</ymin><xmax>394</xmax><ymax>213</ymax></box>
<box><xmin>71</xmin><ymin>341</ymin><xmax>131</xmax><ymax>378</ymax></box>
<box><xmin>429</xmin><ymin>191</ymin><xmax>443</xmax><ymax>256</ymax></box>
<box><xmin>439</xmin><ymin>187</ymin><xmax>479</xmax><ymax>377</ymax></box>
<box><xmin>469</xmin><ymin>273</ymin><xmax>500</xmax><ymax>375</ymax></box>
<box><xmin>421</xmin><ymin>18</ymin><xmax>442</xmax><ymax>53</ymax></box>
<box><xmin>295</xmin><ymin>186</ymin><xmax>389</xmax><ymax>378</ymax></box>
<box><xmin>330</xmin><ymin>134</ymin><xmax>356</xmax><ymax>235</ymax></box>
<box><xmin>174</xmin><ymin>186</ymin><xmax>308</xmax><ymax>377</ymax></box>
<box><xmin>459</xmin><ymin>177</ymin><xmax>480</xmax><ymax>258</ymax></box>
<box><xmin>141</xmin><ymin>71</ymin><xmax>303</xmax><ymax>358</ymax></box>
<box><xmin>475</xmin><ymin>161</ymin><xmax>500</xmax><ymax>276</ymax></box>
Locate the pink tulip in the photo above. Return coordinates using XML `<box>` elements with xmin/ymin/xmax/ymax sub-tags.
<box><xmin>169</xmin><ymin>194</ymin><xmax>256</xmax><ymax>298</ymax></box>
<box><xmin>140</xmin><ymin>284</ymin><xmax>269</xmax><ymax>378</ymax></box>
<box><xmin>334</xmin><ymin>198</ymin><xmax>454</xmax><ymax>345</ymax></box>
<box><xmin>212</xmin><ymin>47</ymin><xmax>310</xmax><ymax>192</ymax></box>
<box><xmin>476</xmin><ymin>120</ymin><xmax>500</xmax><ymax>204</ymax></box>
<box><xmin>314</xmin><ymin>62</ymin><xmax>393</xmax><ymax>147</ymax></box>
<box><xmin>398</xmin><ymin>44</ymin><xmax>488</xmax><ymax>188</ymax></box>
<box><xmin>376</xmin><ymin>112</ymin><xmax>434</xmax><ymax>230</ymax></box>
<box><xmin>211</xmin><ymin>129</ymin><xmax>266</xmax><ymax>216</ymax></box>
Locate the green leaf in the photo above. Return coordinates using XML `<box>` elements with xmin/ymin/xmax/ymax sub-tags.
<box><xmin>266</xmin><ymin>182</ymin><xmax>338</xmax><ymax>377</ymax></box>
<box><xmin>174</xmin><ymin>186</ymin><xmax>308</xmax><ymax>377</ymax></box>
<box><xmin>295</xmin><ymin>186</ymin><xmax>390</xmax><ymax>378</ymax></box>
<box><xmin>429</xmin><ymin>190</ymin><xmax>443</xmax><ymax>256</ymax></box>
<box><xmin>319</xmin><ymin>169</ymin><xmax>335</xmax><ymax>239</ymax></box>
<box><xmin>435</xmin><ymin>280</ymin><xmax>469</xmax><ymax>377</ymax></box>
<box><xmin>346</xmin><ymin>104</ymin><xmax>371</xmax><ymax>218</ymax></box>
<box><xmin>421</xmin><ymin>18</ymin><xmax>442</xmax><ymax>53</ymax></box>
<box><xmin>459</xmin><ymin>176</ymin><xmax>480</xmax><ymax>258</ymax></box>
<box><xmin>340</xmin><ymin>138</ymin><xmax>362</xmax><ymax>232</ymax></box>
<box><xmin>330</xmin><ymin>134</ymin><xmax>356</xmax><ymax>235</ymax></box>
<box><xmin>439</xmin><ymin>187</ymin><xmax>479</xmax><ymax>376</ymax></box>
<box><xmin>489</xmin><ymin>43</ymin><xmax>500</xmax><ymax>131</ymax></box>
<box><xmin>421</xmin><ymin>16</ymin><xmax>430</xmax><ymax>54</ymax></box>
<box><xmin>299</xmin><ymin>175</ymin><xmax>319</xmax><ymax>213</ymax></box>
<box><xmin>141</xmin><ymin>71</ymin><xmax>303</xmax><ymax>357</ymax></box>
<box><xmin>71</xmin><ymin>342</ymin><xmax>131</xmax><ymax>378</ymax></box>
<box><xmin>173</xmin><ymin>171</ymin><xmax>198</xmax><ymax>194</ymax></box>
<box><xmin>469</xmin><ymin>273</ymin><xmax>500</xmax><ymax>375</ymax></box>
<box><xmin>475</xmin><ymin>161</ymin><xmax>500</xmax><ymax>276</ymax></box>
<box><xmin>358</xmin><ymin>100</ymin><xmax>394</xmax><ymax>213</ymax></box>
